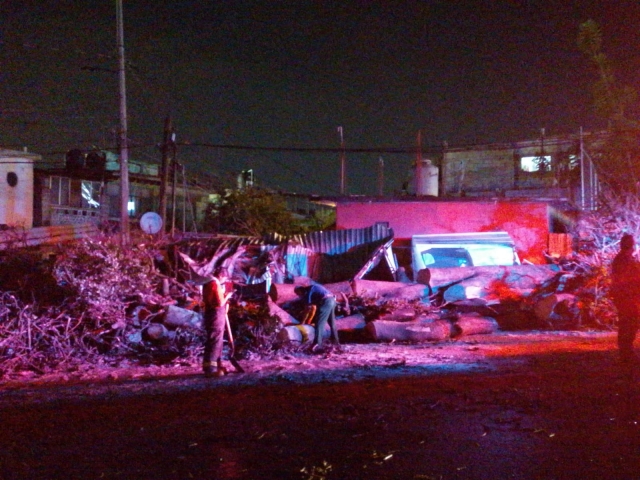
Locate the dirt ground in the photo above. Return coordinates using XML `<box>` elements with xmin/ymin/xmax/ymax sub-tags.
<box><xmin>2</xmin><ymin>330</ymin><xmax>640</xmax><ymax>479</ymax></box>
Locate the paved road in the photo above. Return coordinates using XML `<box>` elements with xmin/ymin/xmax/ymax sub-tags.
<box><xmin>1</xmin><ymin>336</ymin><xmax>640</xmax><ymax>479</ymax></box>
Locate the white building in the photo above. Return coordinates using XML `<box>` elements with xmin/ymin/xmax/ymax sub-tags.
<box><xmin>0</xmin><ymin>149</ymin><xmax>37</xmax><ymax>228</ymax></box>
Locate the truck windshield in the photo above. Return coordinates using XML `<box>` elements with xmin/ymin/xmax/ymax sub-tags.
<box><xmin>421</xmin><ymin>248</ymin><xmax>473</xmax><ymax>268</ymax></box>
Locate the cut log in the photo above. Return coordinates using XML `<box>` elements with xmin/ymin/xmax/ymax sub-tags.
<box><xmin>351</xmin><ymin>279</ymin><xmax>431</xmax><ymax>301</ymax></box>
<box><xmin>533</xmin><ymin>293</ymin><xmax>577</xmax><ymax>323</ymax></box>
<box><xmin>323</xmin><ymin>281</ymin><xmax>354</xmax><ymax>297</ymax></box>
<box><xmin>365</xmin><ymin>319</ymin><xmax>451</xmax><ymax>342</ymax></box>
<box><xmin>273</xmin><ymin>280</ymin><xmax>354</xmax><ymax>306</ymax></box>
<box><xmin>276</xmin><ymin>324</ymin><xmax>316</xmax><ymax>344</ymax></box>
<box><xmin>378</xmin><ymin>307</ymin><xmax>416</xmax><ymax>322</ymax></box>
<box><xmin>276</xmin><ymin>313</ymin><xmax>366</xmax><ymax>345</ymax></box>
<box><xmin>272</xmin><ymin>283</ymin><xmax>304</xmax><ymax>305</ymax></box>
<box><xmin>428</xmin><ymin>265</ymin><xmax>559</xmax><ymax>302</ymax></box>
<box><xmin>268</xmin><ymin>299</ymin><xmax>300</xmax><ymax>325</ymax></box>
<box><xmin>144</xmin><ymin>323</ymin><xmax>169</xmax><ymax>341</ymax></box>
<box><xmin>452</xmin><ymin>314</ymin><xmax>499</xmax><ymax>337</ymax></box>
<box><xmin>429</xmin><ymin>265</ymin><xmax>558</xmax><ymax>288</ymax></box>
<box><xmin>335</xmin><ymin>313</ymin><xmax>366</xmax><ymax>332</ymax></box>
<box><xmin>449</xmin><ymin>298</ymin><xmax>498</xmax><ymax>316</ymax></box>
<box><xmin>163</xmin><ymin>305</ymin><xmax>203</xmax><ymax>329</ymax></box>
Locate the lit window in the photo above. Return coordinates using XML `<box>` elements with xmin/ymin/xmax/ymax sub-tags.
<box><xmin>81</xmin><ymin>181</ymin><xmax>101</xmax><ymax>208</ymax></box>
<box><xmin>569</xmin><ymin>154</ymin><xmax>579</xmax><ymax>169</ymax></box>
<box><xmin>521</xmin><ymin>156</ymin><xmax>551</xmax><ymax>172</ymax></box>
<box><xmin>127</xmin><ymin>199</ymin><xmax>136</xmax><ymax>215</ymax></box>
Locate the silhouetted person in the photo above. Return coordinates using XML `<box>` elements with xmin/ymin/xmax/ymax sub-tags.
<box><xmin>610</xmin><ymin>233</ymin><xmax>640</xmax><ymax>364</ymax></box>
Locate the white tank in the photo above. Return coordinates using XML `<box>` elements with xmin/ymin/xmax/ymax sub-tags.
<box><xmin>0</xmin><ymin>149</ymin><xmax>36</xmax><ymax>228</ymax></box>
<box><xmin>412</xmin><ymin>158</ymin><xmax>439</xmax><ymax>196</ymax></box>
<box><xmin>237</xmin><ymin>169</ymin><xmax>254</xmax><ymax>189</ymax></box>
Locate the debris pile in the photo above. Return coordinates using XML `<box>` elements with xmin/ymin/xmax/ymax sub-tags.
<box><xmin>0</xmin><ymin>206</ymin><xmax>627</xmax><ymax>378</ymax></box>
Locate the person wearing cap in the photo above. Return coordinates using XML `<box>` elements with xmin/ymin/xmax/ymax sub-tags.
<box><xmin>294</xmin><ymin>283</ymin><xmax>340</xmax><ymax>349</ymax></box>
<box><xmin>610</xmin><ymin>233</ymin><xmax>640</xmax><ymax>364</ymax></box>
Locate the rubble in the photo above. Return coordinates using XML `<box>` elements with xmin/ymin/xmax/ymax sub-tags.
<box><xmin>0</xmin><ymin>203</ymin><xmax>628</xmax><ymax>378</ymax></box>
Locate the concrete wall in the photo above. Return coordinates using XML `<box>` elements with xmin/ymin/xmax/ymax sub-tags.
<box><xmin>441</xmin><ymin>136</ymin><xmax>581</xmax><ymax>196</ymax></box>
<box><xmin>443</xmin><ymin>148</ymin><xmax>516</xmax><ymax>194</ymax></box>
<box><xmin>336</xmin><ymin>200</ymin><xmax>550</xmax><ymax>264</ymax></box>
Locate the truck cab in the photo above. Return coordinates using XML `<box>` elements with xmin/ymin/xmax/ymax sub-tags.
<box><xmin>411</xmin><ymin>231</ymin><xmax>520</xmax><ymax>279</ymax></box>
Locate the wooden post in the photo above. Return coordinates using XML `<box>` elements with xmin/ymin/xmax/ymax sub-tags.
<box><xmin>116</xmin><ymin>0</ymin><xmax>130</xmax><ymax>245</ymax></box>
<box><xmin>159</xmin><ymin>116</ymin><xmax>173</xmax><ymax>233</ymax></box>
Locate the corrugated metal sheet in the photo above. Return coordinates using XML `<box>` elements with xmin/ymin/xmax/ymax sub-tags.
<box><xmin>281</xmin><ymin>225</ymin><xmax>394</xmax><ymax>283</ymax></box>
<box><xmin>269</xmin><ymin>223</ymin><xmax>392</xmax><ymax>254</ymax></box>
<box><xmin>179</xmin><ymin>224</ymin><xmax>395</xmax><ymax>284</ymax></box>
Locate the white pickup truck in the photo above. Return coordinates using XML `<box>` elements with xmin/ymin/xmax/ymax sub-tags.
<box><xmin>411</xmin><ymin>231</ymin><xmax>520</xmax><ymax>278</ymax></box>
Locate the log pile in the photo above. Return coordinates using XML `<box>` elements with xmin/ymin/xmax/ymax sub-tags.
<box><xmin>273</xmin><ymin>259</ymin><xmax>614</xmax><ymax>346</ymax></box>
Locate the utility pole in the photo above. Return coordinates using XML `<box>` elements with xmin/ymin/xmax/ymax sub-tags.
<box><xmin>539</xmin><ymin>127</ymin><xmax>546</xmax><ymax>172</ymax></box>
<box><xmin>171</xmin><ymin>158</ymin><xmax>178</xmax><ymax>237</ymax></box>
<box><xmin>377</xmin><ymin>157</ymin><xmax>384</xmax><ymax>196</ymax></box>
<box><xmin>159</xmin><ymin>116</ymin><xmax>174</xmax><ymax>233</ymax></box>
<box><xmin>415</xmin><ymin>130</ymin><xmax>423</xmax><ymax>196</ymax></box>
<box><xmin>116</xmin><ymin>0</ymin><xmax>130</xmax><ymax>244</ymax></box>
<box><xmin>338</xmin><ymin>126</ymin><xmax>346</xmax><ymax>195</ymax></box>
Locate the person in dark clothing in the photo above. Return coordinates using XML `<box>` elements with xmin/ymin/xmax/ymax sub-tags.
<box><xmin>294</xmin><ymin>284</ymin><xmax>340</xmax><ymax>348</ymax></box>
<box><xmin>610</xmin><ymin>233</ymin><xmax>640</xmax><ymax>364</ymax></box>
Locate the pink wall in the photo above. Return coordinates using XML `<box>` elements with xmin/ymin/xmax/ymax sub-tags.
<box><xmin>336</xmin><ymin>200</ymin><xmax>550</xmax><ymax>264</ymax></box>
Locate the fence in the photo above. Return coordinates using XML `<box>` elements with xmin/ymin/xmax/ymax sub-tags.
<box><xmin>0</xmin><ymin>223</ymin><xmax>99</xmax><ymax>250</ymax></box>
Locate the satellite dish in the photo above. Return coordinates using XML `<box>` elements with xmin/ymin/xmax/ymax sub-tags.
<box><xmin>140</xmin><ymin>212</ymin><xmax>163</xmax><ymax>234</ymax></box>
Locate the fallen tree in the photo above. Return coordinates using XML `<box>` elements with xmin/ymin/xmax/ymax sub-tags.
<box><xmin>365</xmin><ymin>319</ymin><xmax>453</xmax><ymax>342</ymax></box>
<box><xmin>0</xmin><ymin>189</ymin><xmax>634</xmax><ymax>377</ymax></box>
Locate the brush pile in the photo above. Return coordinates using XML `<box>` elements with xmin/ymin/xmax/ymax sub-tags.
<box><xmin>0</xmin><ymin>192</ymin><xmax>637</xmax><ymax>378</ymax></box>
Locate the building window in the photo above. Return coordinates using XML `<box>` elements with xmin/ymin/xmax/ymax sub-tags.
<box><xmin>6</xmin><ymin>172</ymin><xmax>18</xmax><ymax>187</ymax></box>
<box><xmin>50</xmin><ymin>176</ymin><xmax>71</xmax><ymax>206</ymax></box>
<box><xmin>520</xmin><ymin>156</ymin><xmax>551</xmax><ymax>173</ymax></box>
<box><xmin>51</xmin><ymin>176</ymin><xmax>101</xmax><ymax>209</ymax></box>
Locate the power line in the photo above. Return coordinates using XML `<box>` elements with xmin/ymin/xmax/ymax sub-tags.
<box><xmin>5</xmin><ymin>133</ymin><xmax>610</xmax><ymax>162</ymax></box>
<box><xmin>177</xmin><ymin>141</ymin><xmax>429</xmax><ymax>155</ymax></box>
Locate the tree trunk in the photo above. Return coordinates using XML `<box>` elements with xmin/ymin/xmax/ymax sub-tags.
<box><xmin>163</xmin><ymin>305</ymin><xmax>202</xmax><ymax>329</ymax></box>
<box><xmin>276</xmin><ymin>313</ymin><xmax>367</xmax><ymax>344</ymax></box>
<box><xmin>144</xmin><ymin>323</ymin><xmax>169</xmax><ymax>341</ymax></box>
<box><xmin>351</xmin><ymin>279</ymin><xmax>431</xmax><ymax>301</ymax></box>
<box><xmin>452</xmin><ymin>314</ymin><xmax>499</xmax><ymax>337</ymax></box>
<box><xmin>365</xmin><ymin>319</ymin><xmax>451</xmax><ymax>342</ymax></box>
<box><xmin>277</xmin><ymin>324</ymin><xmax>316</xmax><ymax>344</ymax></box>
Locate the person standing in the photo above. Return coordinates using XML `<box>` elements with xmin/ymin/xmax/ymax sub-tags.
<box><xmin>610</xmin><ymin>233</ymin><xmax>640</xmax><ymax>364</ymax></box>
<box><xmin>202</xmin><ymin>277</ymin><xmax>231</xmax><ymax>377</ymax></box>
<box><xmin>294</xmin><ymin>284</ymin><xmax>340</xmax><ymax>349</ymax></box>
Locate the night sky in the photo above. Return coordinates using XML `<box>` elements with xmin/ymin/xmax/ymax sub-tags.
<box><xmin>2</xmin><ymin>1</ymin><xmax>639</xmax><ymax>196</ymax></box>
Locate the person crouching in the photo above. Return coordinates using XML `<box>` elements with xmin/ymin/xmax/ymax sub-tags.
<box><xmin>294</xmin><ymin>284</ymin><xmax>340</xmax><ymax>349</ymax></box>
